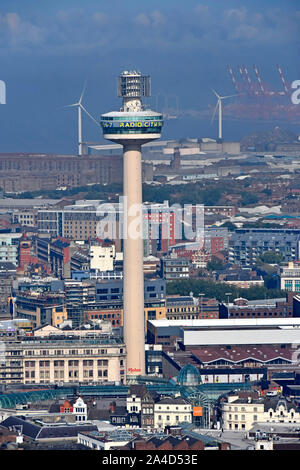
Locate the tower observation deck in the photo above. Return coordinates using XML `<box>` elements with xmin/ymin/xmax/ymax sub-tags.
<box><xmin>101</xmin><ymin>70</ymin><xmax>163</xmax><ymax>144</ymax></box>
<box><xmin>100</xmin><ymin>71</ymin><xmax>163</xmax><ymax>380</ymax></box>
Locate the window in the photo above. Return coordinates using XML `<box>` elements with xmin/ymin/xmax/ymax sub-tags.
<box><xmin>147</xmin><ymin>286</ymin><xmax>155</xmax><ymax>292</ymax></box>
<box><xmin>68</xmin><ymin>360</ymin><xmax>79</xmax><ymax>367</ymax></box>
<box><xmin>97</xmin><ymin>360</ymin><xmax>108</xmax><ymax>366</ymax></box>
<box><xmin>83</xmin><ymin>360</ymin><xmax>93</xmax><ymax>367</ymax></box>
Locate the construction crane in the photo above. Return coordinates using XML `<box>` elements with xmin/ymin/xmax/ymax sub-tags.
<box><xmin>238</xmin><ymin>64</ymin><xmax>250</xmax><ymax>93</ymax></box>
<box><xmin>243</xmin><ymin>65</ymin><xmax>261</xmax><ymax>96</ymax></box>
<box><xmin>277</xmin><ymin>64</ymin><xmax>289</xmax><ymax>95</ymax></box>
<box><xmin>225</xmin><ymin>64</ymin><xmax>298</xmax><ymax>121</ymax></box>
<box><xmin>253</xmin><ymin>64</ymin><xmax>265</xmax><ymax>95</ymax></box>
<box><xmin>243</xmin><ymin>65</ymin><xmax>252</xmax><ymax>87</ymax></box>
<box><xmin>253</xmin><ymin>64</ymin><xmax>278</xmax><ymax>96</ymax></box>
<box><xmin>227</xmin><ymin>65</ymin><xmax>241</xmax><ymax>94</ymax></box>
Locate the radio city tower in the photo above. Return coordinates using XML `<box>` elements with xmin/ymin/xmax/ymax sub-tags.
<box><xmin>101</xmin><ymin>71</ymin><xmax>163</xmax><ymax>378</ymax></box>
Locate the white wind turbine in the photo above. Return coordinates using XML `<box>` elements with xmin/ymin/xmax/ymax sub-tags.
<box><xmin>64</xmin><ymin>82</ymin><xmax>100</xmax><ymax>156</ymax></box>
<box><xmin>211</xmin><ymin>89</ymin><xmax>239</xmax><ymax>141</ymax></box>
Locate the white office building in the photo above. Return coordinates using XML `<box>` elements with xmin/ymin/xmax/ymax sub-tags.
<box><xmin>280</xmin><ymin>261</ymin><xmax>300</xmax><ymax>293</ymax></box>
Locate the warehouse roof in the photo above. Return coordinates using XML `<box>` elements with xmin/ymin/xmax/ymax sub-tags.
<box><xmin>190</xmin><ymin>346</ymin><xmax>293</xmax><ymax>365</ymax></box>
<box><xmin>149</xmin><ymin>318</ymin><xmax>300</xmax><ymax>328</ymax></box>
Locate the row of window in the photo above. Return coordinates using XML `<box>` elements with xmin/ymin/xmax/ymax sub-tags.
<box><xmin>229</xmin><ymin>312</ymin><xmax>292</xmax><ymax>317</ymax></box>
<box><xmin>157</xmin><ymin>415</ymin><xmax>191</xmax><ymax>422</ymax></box>
<box><xmin>24</xmin><ymin>349</ymin><xmax>109</xmax><ymax>356</ymax></box>
<box><xmin>167</xmin><ymin>307</ymin><xmax>198</xmax><ymax>313</ymax></box>
<box><xmin>102</xmin><ymin>128</ymin><xmax>162</xmax><ymax>135</ymax></box>
<box><xmin>25</xmin><ymin>359</ymin><xmax>110</xmax><ymax>367</ymax></box>
<box><xmin>101</xmin><ymin>115</ymin><xmax>162</xmax><ymax>121</ymax></box>
<box><xmin>25</xmin><ymin>370</ymin><xmax>109</xmax><ymax>378</ymax></box>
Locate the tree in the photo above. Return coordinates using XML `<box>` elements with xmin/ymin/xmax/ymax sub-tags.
<box><xmin>241</xmin><ymin>192</ymin><xmax>259</xmax><ymax>206</ymax></box>
<box><xmin>258</xmin><ymin>250</ymin><xmax>283</xmax><ymax>265</ymax></box>
<box><xmin>206</xmin><ymin>256</ymin><xmax>225</xmax><ymax>271</ymax></box>
<box><xmin>262</xmin><ymin>188</ymin><xmax>272</xmax><ymax>196</ymax></box>
<box><xmin>264</xmin><ymin>274</ymin><xmax>279</xmax><ymax>290</ymax></box>
<box><xmin>166</xmin><ymin>278</ymin><xmax>285</xmax><ymax>302</ymax></box>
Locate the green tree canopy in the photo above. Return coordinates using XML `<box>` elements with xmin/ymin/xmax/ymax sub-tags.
<box><xmin>241</xmin><ymin>192</ymin><xmax>259</xmax><ymax>206</ymax></box>
<box><xmin>258</xmin><ymin>250</ymin><xmax>283</xmax><ymax>265</ymax></box>
<box><xmin>206</xmin><ymin>256</ymin><xmax>225</xmax><ymax>271</ymax></box>
<box><xmin>166</xmin><ymin>278</ymin><xmax>285</xmax><ymax>303</ymax></box>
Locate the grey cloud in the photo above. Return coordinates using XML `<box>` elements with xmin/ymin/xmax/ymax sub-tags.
<box><xmin>224</xmin><ymin>7</ymin><xmax>248</xmax><ymax>23</ymax></box>
<box><xmin>135</xmin><ymin>13</ymin><xmax>151</xmax><ymax>27</ymax></box>
<box><xmin>150</xmin><ymin>10</ymin><xmax>165</xmax><ymax>26</ymax></box>
<box><xmin>134</xmin><ymin>10</ymin><xmax>165</xmax><ymax>27</ymax></box>
<box><xmin>194</xmin><ymin>4</ymin><xmax>209</xmax><ymax>15</ymax></box>
<box><xmin>92</xmin><ymin>12</ymin><xmax>108</xmax><ymax>25</ymax></box>
<box><xmin>0</xmin><ymin>12</ymin><xmax>44</xmax><ymax>47</ymax></box>
<box><xmin>0</xmin><ymin>5</ymin><xmax>297</xmax><ymax>56</ymax></box>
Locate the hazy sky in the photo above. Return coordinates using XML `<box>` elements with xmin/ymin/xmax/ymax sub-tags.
<box><xmin>0</xmin><ymin>0</ymin><xmax>299</xmax><ymax>153</ymax></box>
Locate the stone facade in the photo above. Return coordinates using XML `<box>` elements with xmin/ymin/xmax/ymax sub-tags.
<box><xmin>222</xmin><ymin>395</ymin><xmax>300</xmax><ymax>431</ymax></box>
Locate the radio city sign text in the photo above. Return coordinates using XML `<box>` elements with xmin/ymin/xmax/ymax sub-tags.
<box><xmin>102</xmin><ymin>120</ymin><xmax>162</xmax><ymax>128</ymax></box>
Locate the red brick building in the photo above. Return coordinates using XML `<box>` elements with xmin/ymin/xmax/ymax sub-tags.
<box><xmin>118</xmin><ymin>435</ymin><xmax>230</xmax><ymax>450</ymax></box>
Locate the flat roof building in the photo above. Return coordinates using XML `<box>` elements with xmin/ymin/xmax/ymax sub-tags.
<box><xmin>147</xmin><ymin>318</ymin><xmax>300</xmax><ymax>347</ymax></box>
<box><xmin>0</xmin><ymin>334</ymin><xmax>126</xmax><ymax>386</ymax></box>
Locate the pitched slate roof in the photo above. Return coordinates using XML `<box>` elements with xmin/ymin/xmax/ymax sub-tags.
<box><xmin>0</xmin><ymin>417</ymin><xmax>41</xmax><ymax>439</ymax></box>
<box><xmin>155</xmin><ymin>396</ymin><xmax>190</xmax><ymax>405</ymax></box>
<box><xmin>129</xmin><ymin>384</ymin><xmax>147</xmax><ymax>397</ymax></box>
<box><xmin>0</xmin><ymin>416</ymin><xmax>97</xmax><ymax>440</ymax></box>
<box><xmin>37</xmin><ymin>424</ymin><xmax>97</xmax><ymax>440</ymax></box>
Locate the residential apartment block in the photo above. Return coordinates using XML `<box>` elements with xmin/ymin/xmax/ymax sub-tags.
<box><xmin>229</xmin><ymin>228</ymin><xmax>300</xmax><ymax>266</ymax></box>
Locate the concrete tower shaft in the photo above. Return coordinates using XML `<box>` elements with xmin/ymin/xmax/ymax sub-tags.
<box><xmin>123</xmin><ymin>143</ymin><xmax>144</xmax><ymax>375</ymax></box>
